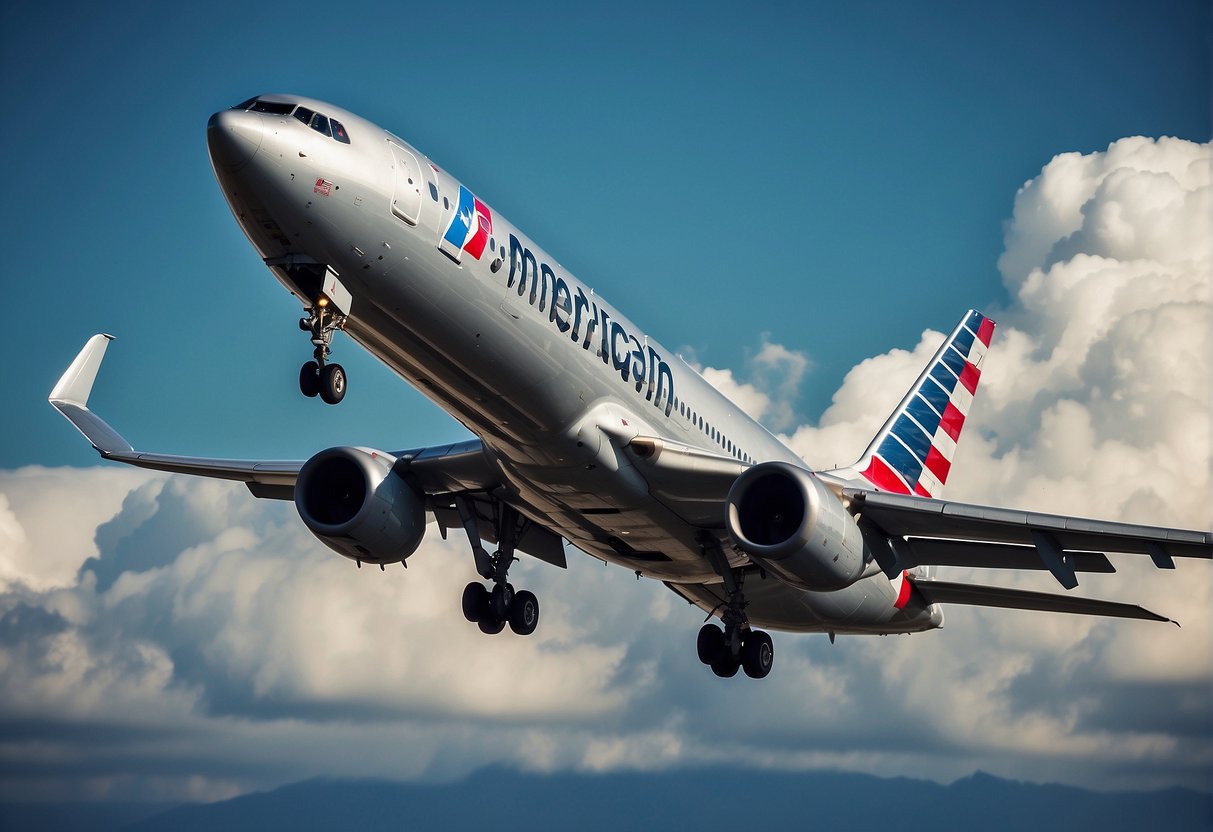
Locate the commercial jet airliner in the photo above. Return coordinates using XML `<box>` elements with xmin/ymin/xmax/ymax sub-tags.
<box><xmin>50</xmin><ymin>95</ymin><xmax>1212</xmax><ymax>678</ymax></box>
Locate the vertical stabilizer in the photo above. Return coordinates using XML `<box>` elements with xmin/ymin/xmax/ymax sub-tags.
<box><xmin>832</xmin><ymin>310</ymin><xmax>995</xmax><ymax>498</ymax></box>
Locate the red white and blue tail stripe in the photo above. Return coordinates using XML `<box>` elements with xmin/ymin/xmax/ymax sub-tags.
<box><xmin>843</xmin><ymin>309</ymin><xmax>995</xmax><ymax>499</ymax></box>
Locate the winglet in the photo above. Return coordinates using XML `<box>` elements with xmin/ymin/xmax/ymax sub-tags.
<box><xmin>48</xmin><ymin>335</ymin><xmax>134</xmax><ymax>455</ymax></box>
<box><xmin>50</xmin><ymin>334</ymin><xmax>115</xmax><ymax>407</ymax></box>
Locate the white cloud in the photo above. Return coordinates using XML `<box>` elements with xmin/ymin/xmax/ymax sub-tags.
<box><xmin>0</xmin><ymin>466</ymin><xmax>152</xmax><ymax>592</ymax></box>
<box><xmin>699</xmin><ymin>367</ymin><xmax>770</xmax><ymax>422</ymax></box>
<box><xmin>699</xmin><ymin>337</ymin><xmax>811</xmax><ymax>429</ymax></box>
<box><xmin>0</xmin><ymin>138</ymin><xmax>1209</xmax><ymax>803</ymax></box>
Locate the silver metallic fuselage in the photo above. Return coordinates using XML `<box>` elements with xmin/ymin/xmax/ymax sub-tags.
<box><xmin>206</xmin><ymin>96</ymin><xmax>942</xmax><ymax>636</ymax></box>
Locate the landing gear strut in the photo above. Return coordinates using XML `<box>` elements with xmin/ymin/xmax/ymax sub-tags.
<box><xmin>696</xmin><ymin>534</ymin><xmax>774</xmax><ymax>679</ymax></box>
<box><xmin>298</xmin><ymin>301</ymin><xmax>347</xmax><ymax>404</ymax></box>
<box><xmin>455</xmin><ymin>499</ymin><xmax>540</xmax><ymax>636</ymax></box>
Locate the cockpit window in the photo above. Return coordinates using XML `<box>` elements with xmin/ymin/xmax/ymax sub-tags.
<box><xmin>310</xmin><ymin>113</ymin><xmax>332</xmax><ymax>137</ymax></box>
<box><xmin>249</xmin><ymin>100</ymin><xmax>295</xmax><ymax>115</ymax></box>
<box><xmin>232</xmin><ymin>98</ymin><xmax>351</xmax><ymax>145</ymax></box>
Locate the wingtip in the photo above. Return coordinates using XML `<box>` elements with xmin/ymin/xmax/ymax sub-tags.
<box><xmin>48</xmin><ymin>333</ymin><xmax>115</xmax><ymax>407</ymax></box>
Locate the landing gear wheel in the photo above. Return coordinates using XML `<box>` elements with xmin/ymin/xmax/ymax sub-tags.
<box><xmin>319</xmin><ymin>363</ymin><xmax>346</xmax><ymax>405</ymax></box>
<box><xmin>477</xmin><ymin>617</ymin><xmax>505</xmax><ymax>635</ymax></box>
<box><xmin>490</xmin><ymin>583</ymin><xmax>514</xmax><ymax>622</ymax></box>
<box><xmin>461</xmin><ymin>582</ymin><xmax>490</xmax><ymax>623</ymax></box>
<box><xmin>299</xmin><ymin>361</ymin><xmax>320</xmax><ymax>398</ymax></box>
<box><xmin>711</xmin><ymin>656</ymin><xmax>741</xmax><ymax>678</ymax></box>
<box><xmin>741</xmin><ymin>630</ymin><xmax>774</xmax><ymax>679</ymax></box>
<box><xmin>697</xmin><ymin>623</ymin><xmax>725</xmax><ymax>665</ymax></box>
<box><xmin>508</xmin><ymin>590</ymin><xmax>540</xmax><ymax>636</ymax></box>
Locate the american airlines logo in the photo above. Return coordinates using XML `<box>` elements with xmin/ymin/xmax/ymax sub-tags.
<box><xmin>440</xmin><ymin>184</ymin><xmax>493</xmax><ymax>261</ymax></box>
<box><xmin>506</xmin><ymin>234</ymin><xmax>675</xmax><ymax>415</ymax></box>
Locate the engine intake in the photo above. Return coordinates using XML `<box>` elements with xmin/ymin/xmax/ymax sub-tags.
<box><xmin>294</xmin><ymin>446</ymin><xmax>426</xmax><ymax>564</ymax></box>
<box><xmin>726</xmin><ymin>461</ymin><xmax>867</xmax><ymax>591</ymax></box>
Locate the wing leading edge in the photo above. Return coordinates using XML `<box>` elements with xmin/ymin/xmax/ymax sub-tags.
<box><xmin>48</xmin><ymin>334</ymin><xmax>501</xmax><ymax>500</ymax></box>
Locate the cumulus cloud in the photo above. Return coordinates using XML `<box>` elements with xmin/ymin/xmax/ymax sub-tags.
<box><xmin>696</xmin><ymin>337</ymin><xmax>812</xmax><ymax>430</ymax></box>
<box><xmin>1</xmin><ymin>138</ymin><xmax>1209</xmax><ymax>803</ymax></box>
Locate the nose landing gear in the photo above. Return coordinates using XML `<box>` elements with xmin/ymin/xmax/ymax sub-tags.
<box><xmin>298</xmin><ymin>301</ymin><xmax>347</xmax><ymax>404</ymax></box>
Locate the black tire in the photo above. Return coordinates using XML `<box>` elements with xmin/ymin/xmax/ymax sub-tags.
<box><xmin>299</xmin><ymin>361</ymin><xmax>320</xmax><ymax>398</ymax></box>
<box><xmin>490</xmin><ymin>583</ymin><xmax>514</xmax><ymax>622</ymax></box>
<box><xmin>461</xmin><ymin>582</ymin><xmax>489</xmax><ymax>623</ymax></box>
<box><xmin>508</xmin><ymin>590</ymin><xmax>540</xmax><ymax>636</ymax></box>
<box><xmin>319</xmin><ymin>363</ymin><xmax>346</xmax><ymax>404</ymax></box>
<box><xmin>696</xmin><ymin>623</ymin><xmax>725</xmax><ymax>665</ymax></box>
<box><xmin>741</xmin><ymin>630</ymin><xmax>774</xmax><ymax>679</ymax></box>
<box><xmin>478</xmin><ymin>617</ymin><xmax>505</xmax><ymax>635</ymax></box>
<box><xmin>710</xmin><ymin>656</ymin><xmax>741</xmax><ymax>678</ymax></box>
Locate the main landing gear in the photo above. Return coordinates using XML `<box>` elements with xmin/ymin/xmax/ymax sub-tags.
<box><xmin>298</xmin><ymin>300</ymin><xmax>347</xmax><ymax>405</ymax></box>
<box><xmin>455</xmin><ymin>500</ymin><xmax>540</xmax><ymax>636</ymax></box>
<box><xmin>696</xmin><ymin>535</ymin><xmax>774</xmax><ymax>679</ymax></box>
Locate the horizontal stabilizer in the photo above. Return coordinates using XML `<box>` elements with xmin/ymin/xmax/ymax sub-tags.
<box><xmin>912</xmin><ymin>579</ymin><xmax>1176</xmax><ymax>624</ymax></box>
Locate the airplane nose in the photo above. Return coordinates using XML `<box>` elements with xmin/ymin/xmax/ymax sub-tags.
<box><xmin>207</xmin><ymin>110</ymin><xmax>264</xmax><ymax>170</ymax></box>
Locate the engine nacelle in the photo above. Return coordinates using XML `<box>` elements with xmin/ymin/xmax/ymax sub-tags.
<box><xmin>726</xmin><ymin>461</ymin><xmax>867</xmax><ymax>591</ymax></box>
<box><xmin>294</xmin><ymin>446</ymin><xmax>426</xmax><ymax>565</ymax></box>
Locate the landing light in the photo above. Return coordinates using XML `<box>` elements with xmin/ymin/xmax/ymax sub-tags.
<box><xmin>318</xmin><ymin>296</ymin><xmax>330</xmax><ymax>308</ymax></box>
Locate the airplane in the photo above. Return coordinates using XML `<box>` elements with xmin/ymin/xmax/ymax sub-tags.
<box><xmin>49</xmin><ymin>95</ymin><xmax>1212</xmax><ymax>679</ymax></box>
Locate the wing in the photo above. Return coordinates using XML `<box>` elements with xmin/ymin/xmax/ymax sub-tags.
<box><xmin>848</xmin><ymin>487</ymin><xmax>1212</xmax><ymax>588</ymax></box>
<box><xmin>48</xmin><ymin>334</ymin><xmax>569</xmax><ymax>567</ymax></box>
<box><xmin>49</xmin><ymin>335</ymin><xmax>498</xmax><ymax>498</ymax></box>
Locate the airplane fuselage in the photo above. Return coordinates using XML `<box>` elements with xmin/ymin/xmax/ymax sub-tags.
<box><xmin>207</xmin><ymin>95</ymin><xmax>942</xmax><ymax>636</ymax></box>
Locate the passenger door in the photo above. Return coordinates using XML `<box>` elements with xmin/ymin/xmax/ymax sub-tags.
<box><xmin>388</xmin><ymin>142</ymin><xmax>423</xmax><ymax>225</ymax></box>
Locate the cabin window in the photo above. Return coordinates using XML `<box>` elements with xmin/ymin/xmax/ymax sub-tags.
<box><xmin>429</xmin><ymin>183</ymin><xmax>439</xmax><ymax>201</ymax></box>
<box><xmin>330</xmin><ymin>119</ymin><xmax>351</xmax><ymax>144</ymax></box>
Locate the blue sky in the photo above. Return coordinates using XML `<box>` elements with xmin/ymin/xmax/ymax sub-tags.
<box><xmin>2</xmin><ymin>0</ymin><xmax>1207</xmax><ymax>468</ymax></box>
<box><xmin>0</xmin><ymin>0</ymin><xmax>1210</xmax><ymax>805</ymax></box>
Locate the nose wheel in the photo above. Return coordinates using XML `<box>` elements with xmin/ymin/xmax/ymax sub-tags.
<box><xmin>298</xmin><ymin>304</ymin><xmax>348</xmax><ymax>404</ymax></box>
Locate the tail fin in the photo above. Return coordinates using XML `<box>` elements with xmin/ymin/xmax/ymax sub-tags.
<box><xmin>834</xmin><ymin>309</ymin><xmax>995</xmax><ymax>499</ymax></box>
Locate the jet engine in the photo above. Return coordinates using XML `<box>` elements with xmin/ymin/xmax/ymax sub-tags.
<box><xmin>725</xmin><ymin>461</ymin><xmax>868</xmax><ymax>591</ymax></box>
<box><xmin>294</xmin><ymin>446</ymin><xmax>426</xmax><ymax>565</ymax></box>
